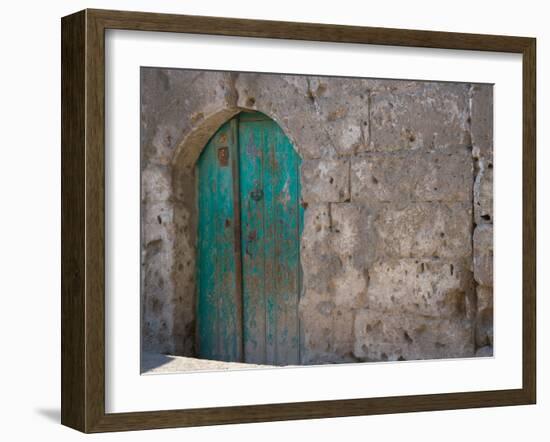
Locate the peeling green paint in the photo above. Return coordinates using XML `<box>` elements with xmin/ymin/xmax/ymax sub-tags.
<box><xmin>197</xmin><ymin>112</ymin><xmax>303</xmax><ymax>365</ymax></box>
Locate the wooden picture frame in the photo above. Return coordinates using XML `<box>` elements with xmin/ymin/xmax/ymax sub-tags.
<box><xmin>61</xmin><ymin>8</ymin><xmax>536</xmax><ymax>433</ymax></box>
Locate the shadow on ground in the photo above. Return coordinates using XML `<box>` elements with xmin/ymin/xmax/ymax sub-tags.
<box><xmin>141</xmin><ymin>352</ymin><xmax>271</xmax><ymax>374</ymax></box>
<box><xmin>35</xmin><ymin>408</ymin><xmax>60</xmax><ymax>423</ymax></box>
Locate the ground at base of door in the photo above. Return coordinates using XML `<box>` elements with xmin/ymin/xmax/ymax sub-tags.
<box><xmin>141</xmin><ymin>352</ymin><xmax>278</xmax><ymax>374</ymax></box>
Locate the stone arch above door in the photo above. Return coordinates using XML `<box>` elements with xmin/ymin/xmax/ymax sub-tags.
<box><xmin>163</xmin><ymin>99</ymin><xmax>306</xmax><ymax>359</ymax></box>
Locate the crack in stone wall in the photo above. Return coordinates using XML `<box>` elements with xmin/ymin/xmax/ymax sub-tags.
<box><xmin>469</xmin><ymin>84</ymin><xmax>494</xmax><ymax>356</ymax></box>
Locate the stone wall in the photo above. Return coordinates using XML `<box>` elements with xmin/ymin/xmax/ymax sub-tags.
<box><xmin>140</xmin><ymin>68</ymin><xmax>493</xmax><ymax>362</ymax></box>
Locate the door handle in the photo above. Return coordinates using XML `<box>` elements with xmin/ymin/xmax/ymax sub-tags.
<box><xmin>250</xmin><ymin>189</ymin><xmax>263</xmax><ymax>201</ymax></box>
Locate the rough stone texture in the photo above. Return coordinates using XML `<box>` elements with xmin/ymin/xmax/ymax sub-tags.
<box><xmin>140</xmin><ymin>69</ymin><xmax>236</xmax><ymax>354</ymax></box>
<box><xmin>354</xmin><ymin>310</ymin><xmax>475</xmax><ymax>361</ymax></box>
<box><xmin>301</xmin><ymin>159</ymin><xmax>350</xmax><ymax>203</ymax></box>
<box><xmin>351</xmin><ymin>150</ymin><xmax>472</xmax><ymax>203</ymax></box>
<box><xmin>367</xmin><ymin>259</ymin><xmax>474</xmax><ymax>319</ymax></box>
<box><xmin>299</xmin><ymin>203</ymin><xmax>369</xmax><ymax>364</ymax></box>
<box><xmin>474</xmin><ymin>159</ymin><xmax>493</xmax><ymax>224</ymax></box>
<box><xmin>141</xmin><ymin>198</ymin><xmax>176</xmax><ymax>354</ymax></box>
<box><xmin>375</xmin><ymin>202</ymin><xmax>472</xmax><ymax>260</ymax></box>
<box><xmin>234</xmin><ymin>74</ymin><xmax>372</xmax><ymax>158</ymax></box>
<box><xmin>476</xmin><ymin>286</ymin><xmax>494</xmax><ymax>347</ymax></box>
<box><xmin>473</xmin><ymin>224</ymin><xmax>493</xmax><ymax>287</ymax></box>
<box><xmin>352</xmin><ymin>258</ymin><xmax>475</xmax><ymax>361</ymax></box>
<box><xmin>369</xmin><ymin>81</ymin><xmax>470</xmax><ymax>152</ymax></box>
<box><xmin>140</xmin><ymin>68</ymin><xmax>493</xmax><ymax>364</ymax></box>
<box><xmin>470</xmin><ymin>84</ymin><xmax>493</xmax><ymax>161</ymax></box>
<box><xmin>141</xmin><ymin>69</ymin><xmax>236</xmax><ymax>167</ymax></box>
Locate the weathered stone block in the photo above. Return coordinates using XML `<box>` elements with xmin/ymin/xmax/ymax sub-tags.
<box><xmin>300</xmin><ymin>302</ymin><xmax>357</xmax><ymax>364</ymax></box>
<box><xmin>330</xmin><ymin>203</ymin><xmax>371</xmax><ymax>261</ymax></box>
<box><xmin>476</xmin><ymin>285</ymin><xmax>493</xmax><ymax>347</ymax></box>
<box><xmin>470</xmin><ymin>84</ymin><xmax>493</xmax><ymax>161</ymax></box>
<box><xmin>354</xmin><ymin>308</ymin><xmax>475</xmax><ymax>361</ymax></box>
<box><xmin>172</xmin><ymin>200</ymin><xmax>197</xmax><ymax>356</ymax></box>
<box><xmin>367</xmin><ymin>259</ymin><xmax>474</xmax><ymax>319</ymax></box>
<box><xmin>473</xmin><ymin>224</ymin><xmax>493</xmax><ymax>286</ymax></box>
<box><xmin>352</xmin><ymin>154</ymin><xmax>409</xmax><ymax>203</ymax></box>
<box><xmin>376</xmin><ymin>202</ymin><xmax>472</xmax><ymax>259</ymax></box>
<box><xmin>235</xmin><ymin>73</ymin><xmax>374</xmax><ymax>158</ymax></box>
<box><xmin>301</xmin><ymin>204</ymin><xmax>335</xmax><ymax>294</ymax></box>
<box><xmin>305</xmin><ymin>77</ymin><xmax>371</xmax><ymax>155</ymax></box>
<box><xmin>142</xmin><ymin>231</ymin><xmax>176</xmax><ymax>354</ymax></box>
<box><xmin>299</xmin><ymin>305</ymin><xmax>334</xmax><ymax>364</ymax></box>
<box><xmin>369</xmin><ymin>82</ymin><xmax>470</xmax><ymax>151</ymax></box>
<box><xmin>351</xmin><ymin>150</ymin><xmax>472</xmax><ymax>203</ymax></box>
<box><xmin>329</xmin><ymin>208</ymin><xmax>370</xmax><ymax>305</ymax></box>
<box><xmin>330</xmin><ymin>308</ymin><xmax>357</xmax><ymax>361</ymax></box>
<box><xmin>301</xmin><ymin>159</ymin><xmax>350</xmax><ymax>203</ymax></box>
<box><xmin>330</xmin><ymin>266</ymin><xmax>369</xmax><ymax>309</ymax></box>
<box><xmin>141</xmin><ymin>69</ymin><xmax>233</xmax><ymax>166</ymax></box>
<box><xmin>414</xmin><ymin>150</ymin><xmax>473</xmax><ymax>202</ymax></box>
<box><xmin>301</xmin><ymin>203</ymin><xmax>369</xmax><ymax>308</ymax></box>
<box><xmin>474</xmin><ymin>159</ymin><xmax>493</xmax><ymax>224</ymax></box>
<box><xmin>303</xmin><ymin>203</ymin><xmax>332</xmax><ymax>236</ymax></box>
<box><xmin>300</xmin><ymin>204</ymin><xmax>367</xmax><ymax>364</ymax></box>
<box><xmin>141</xmin><ymin>165</ymin><xmax>172</xmax><ymax>203</ymax></box>
<box><xmin>142</xmin><ymin>201</ymin><xmax>175</xmax><ymax>246</ymax></box>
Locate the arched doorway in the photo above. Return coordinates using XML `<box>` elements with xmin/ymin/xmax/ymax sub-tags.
<box><xmin>197</xmin><ymin>111</ymin><xmax>303</xmax><ymax>365</ymax></box>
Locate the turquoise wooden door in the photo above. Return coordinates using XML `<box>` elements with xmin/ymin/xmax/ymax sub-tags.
<box><xmin>197</xmin><ymin>112</ymin><xmax>303</xmax><ymax>365</ymax></box>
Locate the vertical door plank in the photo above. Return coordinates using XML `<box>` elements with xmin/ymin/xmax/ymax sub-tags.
<box><xmin>197</xmin><ymin>131</ymin><xmax>218</xmax><ymax>359</ymax></box>
<box><xmin>229</xmin><ymin>118</ymin><xmax>245</xmax><ymax>361</ymax></box>
<box><xmin>269</xmin><ymin>122</ymin><xmax>302</xmax><ymax>365</ymax></box>
<box><xmin>262</xmin><ymin>120</ymin><xmax>278</xmax><ymax>365</ymax></box>
<box><xmin>197</xmin><ymin>121</ymin><xmax>241</xmax><ymax>362</ymax></box>
<box><xmin>239</xmin><ymin>113</ymin><xmax>302</xmax><ymax>365</ymax></box>
<box><xmin>239</xmin><ymin>116</ymin><xmax>267</xmax><ymax>363</ymax></box>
